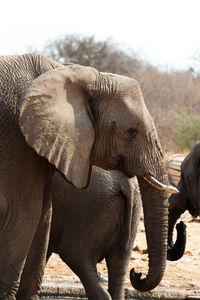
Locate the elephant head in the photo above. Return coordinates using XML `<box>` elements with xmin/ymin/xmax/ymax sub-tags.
<box><xmin>19</xmin><ymin>64</ymin><xmax>177</xmax><ymax>291</ymax></box>
<box><xmin>168</xmin><ymin>142</ymin><xmax>200</xmax><ymax>261</ymax></box>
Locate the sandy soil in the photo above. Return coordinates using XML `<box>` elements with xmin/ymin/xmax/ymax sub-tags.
<box><xmin>45</xmin><ymin>210</ymin><xmax>200</xmax><ymax>285</ymax></box>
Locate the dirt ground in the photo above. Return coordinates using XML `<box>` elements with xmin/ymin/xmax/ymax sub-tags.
<box><xmin>45</xmin><ymin>210</ymin><xmax>200</xmax><ymax>285</ymax></box>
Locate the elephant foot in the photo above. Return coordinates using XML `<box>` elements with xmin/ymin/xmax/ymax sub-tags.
<box><xmin>16</xmin><ymin>294</ymin><xmax>39</xmax><ymax>300</ymax></box>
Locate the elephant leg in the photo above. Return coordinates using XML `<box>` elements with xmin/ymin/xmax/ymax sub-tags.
<box><xmin>71</xmin><ymin>263</ymin><xmax>111</xmax><ymax>300</ymax></box>
<box><xmin>16</xmin><ymin>185</ymin><xmax>52</xmax><ymax>300</ymax></box>
<box><xmin>0</xmin><ymin>192</ymin><xmax>43</xmax><ymax>299</ymax></box>
<box><xmin>106</xmin><ymin>250</ymin><xmax>129</xmax><ymax>300</ymax></box>
<box><xmin>106</xmin><ymin>201</ymin><xmax>141</xmax><ymax>300</ymax></box>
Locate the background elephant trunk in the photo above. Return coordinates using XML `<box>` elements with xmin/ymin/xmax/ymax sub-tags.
<box><xmin>167</xmin><ymin>207</ymin><xmax>186</xmax><ymax>261</ymax></box>
<box><xmin>130</xmin><ymin>177</ymin><xmax>168</xmax><ymax>292</ymax></box>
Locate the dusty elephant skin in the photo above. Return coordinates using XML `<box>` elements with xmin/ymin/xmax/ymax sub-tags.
<box><xmin>47</xmin><ymin>168</ymin><xmax>142</xmax><ymax>300</ymax></box>
<box><xmin>0</xmin><ymin>54</ymin><xmax>173</xmax><ymax>299</ymax></box>
<box><xmin>168</xmin><ymin>142</ymin><xmax>200</xmax><ymax>261</ymax></box>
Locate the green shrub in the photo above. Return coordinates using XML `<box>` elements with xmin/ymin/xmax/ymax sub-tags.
<box><xmin>173</xmin><ymin>107</ymin><xmax>200</xmax><ymax>151</ymax></box>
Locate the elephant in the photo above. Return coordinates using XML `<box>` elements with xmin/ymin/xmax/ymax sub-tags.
<box><xmin>167</xmin><ymin>143</ymin><xmax>200</xmax><ymax>261</ymax></box>
<box><xmin>47</xmin><ymin>167</ymin><xmax>142</xmax><ymax>300</ymax></box>
<box><xmin>0</xmin><ymin>53</ymin><xmax>176</xmax><ymax>299</ymax></box>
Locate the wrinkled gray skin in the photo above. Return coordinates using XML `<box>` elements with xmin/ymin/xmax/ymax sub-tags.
<box><xmin>47</xmin><ymin>168</ymin><xmax>142</xmax><ymax>300</ymax></box>
<box><xmin>0</xmin><ymin>54</ymin><xmax>168</xmax><ymax>299</ymax></box>
<box><xmin>168</xmin><ymin>142</ymin><xmax>200</xmax><ymax>261</ymax></box>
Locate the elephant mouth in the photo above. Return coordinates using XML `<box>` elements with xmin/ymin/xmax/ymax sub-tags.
<box><xmin>142</xmin><ymin>175</ymin><xmax>179</xmax><ymax>194</ymax></box>
<box><xmin>188</xmin><ymin>199</ymin><xmax>200</xmax><ymax>217</ymax></box>
<box><xmin>188</xmin><ymin>207</ymin><xmax>199</xmax><ymax>218</ymax></box>
<box><xmin>117</xmin><ymin>158</ymin><xmax>179</xmax><ymax>194</ymax></box>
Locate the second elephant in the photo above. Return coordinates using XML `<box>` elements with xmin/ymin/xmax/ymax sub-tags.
<box><xmin>47</xmin><ymin>167</ymin><xmax>142</xmax><ymax>300</ymax></box>
<box><xmin>167</xmin><ymin>143</ymin><xmax>200</xmax><ymax>261</ymax></box>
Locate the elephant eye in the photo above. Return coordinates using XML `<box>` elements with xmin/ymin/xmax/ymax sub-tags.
<box><xmin>127</xmin><ymin>127</ymin><xmax>138</xmax><ymax>139</ymax></box>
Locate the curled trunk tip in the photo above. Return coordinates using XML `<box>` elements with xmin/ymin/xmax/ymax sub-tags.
<box><xmin>167</xmin><ymin>221</ymin><xmax>187</xmax><ymax>261</ymax></box>
<box><xmin>130</xmin><ymin>268</ymin><xmax>164</xmax><ymax>292</ymax></box>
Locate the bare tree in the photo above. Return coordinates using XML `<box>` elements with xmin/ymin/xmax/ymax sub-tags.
<box><xmin>41</xmin><ymin>33</ymin><xmax>142</xmax><ymax>74</ymax></box>
<box><xmin>190</xmin><ymin>51</ymin><xmax>200</xmax><ymax>78</ymax></box>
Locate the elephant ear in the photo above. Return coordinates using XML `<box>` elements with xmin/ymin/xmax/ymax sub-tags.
<box><xmin>19</xmin><ymin>66</ymin><xmax>96</xmax><ymax>188</ymax></box>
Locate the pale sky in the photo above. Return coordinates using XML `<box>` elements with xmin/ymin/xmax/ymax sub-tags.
<box><xmin>1</xmin><ymin>0</ymin><xmax>200</xmax><ymax>70</ymax></box>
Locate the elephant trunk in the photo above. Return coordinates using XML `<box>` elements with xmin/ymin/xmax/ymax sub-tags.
<box><xmin>130</xmin><ymin>177</ymin><xmax>168</xmax><ymax>292</ymax></box>
<box><xmin>167</xmin><ymin>207</ymin><xmax>186</xmax><ymax>261</ymax></box>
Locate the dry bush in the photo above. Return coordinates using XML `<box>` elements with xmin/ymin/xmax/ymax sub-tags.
<box><xmin>133</xmin><ymin>66</ymin><xmax>200</xmax><ymax>152</ymax></box>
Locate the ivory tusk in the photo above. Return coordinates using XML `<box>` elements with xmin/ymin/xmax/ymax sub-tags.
<box><xmin>142</xmin><ymin>175</ymin><xmax>179</xmax><ymax>194</ymax></box>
